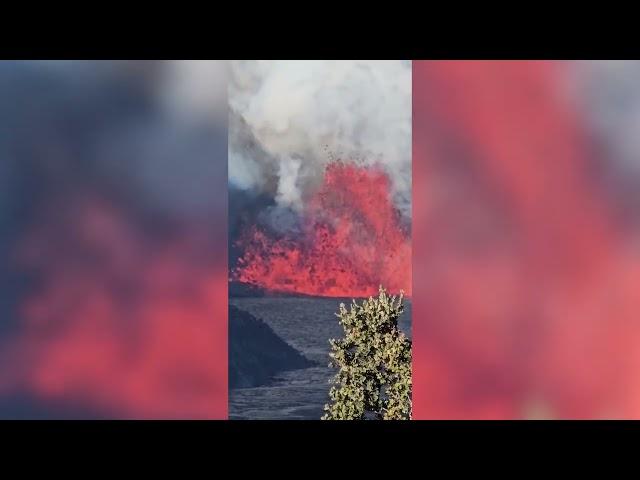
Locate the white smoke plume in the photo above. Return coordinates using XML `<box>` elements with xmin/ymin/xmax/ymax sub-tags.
<box><xmin>229</xmin><ymin>60</ymin><xmax>412</xmax><ymax>219</ymax></box>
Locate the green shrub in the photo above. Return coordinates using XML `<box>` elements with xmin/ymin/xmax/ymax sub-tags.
<box><xmin>322</xmin><ymin>286</ymin><xmax>412</xmax><ymax>420</ymax></box>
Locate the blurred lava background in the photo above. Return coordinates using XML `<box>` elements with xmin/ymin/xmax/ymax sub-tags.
<box><xmin>0</xmin><ymin>60</ymin><xmax>228</xmax><ymax>419</ymax></box>
<box><xmin>413</xmin><ymin>60</ymin><xmax>640</xmax><ymax>419</ymax></box>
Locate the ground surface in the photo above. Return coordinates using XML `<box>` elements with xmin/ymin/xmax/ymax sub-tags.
<box><xmin>229</xmin><ymin>296</ymin><xmax>411</xmax><ymax>420</ymax></box>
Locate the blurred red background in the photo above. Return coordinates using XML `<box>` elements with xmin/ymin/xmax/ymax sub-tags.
<box><xmin>0</xmin><ymin>61</ymin><xmax>228</xmax><ymax>419</ymax></box>
<box><xmin>413</xmin><ymin>60</ymin><xmax>640</xmax><ymax>419</ymax></box>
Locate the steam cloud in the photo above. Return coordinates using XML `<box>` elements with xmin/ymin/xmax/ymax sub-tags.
<box><xmin>229</xmin><ymin>60</ymin><xmax>412</xmax><ymax>220</ymax></box>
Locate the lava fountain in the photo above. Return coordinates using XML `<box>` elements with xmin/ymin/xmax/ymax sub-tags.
<box><xmin>232</xmin><ymin>162</ymin><xmax>412</xmax><ymax>297</ymax></box>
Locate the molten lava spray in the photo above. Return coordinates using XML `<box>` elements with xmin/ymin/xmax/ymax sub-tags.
<box><xmin>232</xmin><ymin>162</ymin><xmax>411</xmax><ymax>297</ymax></box>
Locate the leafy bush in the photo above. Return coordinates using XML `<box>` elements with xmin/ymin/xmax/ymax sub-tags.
<box><xmin>322</xmin><ymin>287</ymin><xmax>412</xmax><ymax>420</ymax></box>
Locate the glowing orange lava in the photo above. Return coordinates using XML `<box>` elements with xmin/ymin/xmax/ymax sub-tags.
<box><xmin>232</xmin><ymin>162</ymin><xmax>412</xmax><ymax>297</ymax></box>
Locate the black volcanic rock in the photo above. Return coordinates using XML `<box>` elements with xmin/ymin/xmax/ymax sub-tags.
<box><xmin>228</xmin><ymin>281</ymin><xmax>266</xmax><ymax>298</ymax></box>
<box><xmin>228</xmin><ymin>281</ymin><xmax>332</xmax><ymax>299</ymax></box>
<box><xmin>229</xmin><ymin>305</ymin><xmax>314</xmax><ymax>389</ymax></box>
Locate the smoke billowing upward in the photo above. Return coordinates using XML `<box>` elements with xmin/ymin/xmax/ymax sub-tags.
<box><xmin>229</xmin><ymin>60</ymin><xmax>411</xmax><ymax>217</ymax></box>
<box><xmin>229</xmin><ymin>61</ymin><xmax>412</xmax><ymax>297</ymax></box>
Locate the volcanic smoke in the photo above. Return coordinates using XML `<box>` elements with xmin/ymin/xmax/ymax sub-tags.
<box><xmin>232</xmin><ymin>161</ymin><xmax>412</xmax><ymax>297</ymax></box>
